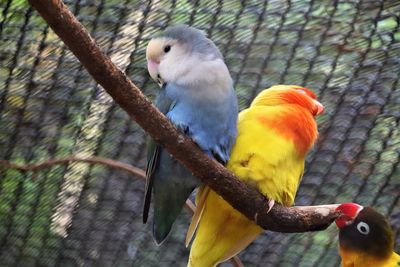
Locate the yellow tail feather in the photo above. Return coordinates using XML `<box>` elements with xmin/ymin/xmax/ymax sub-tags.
<box><xmin>186</xmin><ymin>186</ymin><xmax>211</xmax><ymax>247</ymax></box>
<box><xmin>219</xmin><ymin>228</ymin><xmax>261</xmax><ymax>263</ymax></box>
<box><xmin>188</xmin><ymin>190</ymin><xmax>263</xmax><ymax>267</ymax></box>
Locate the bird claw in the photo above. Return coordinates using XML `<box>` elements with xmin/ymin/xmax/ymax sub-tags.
<box><xmin>267</xmin><ymin>199</ymin><xmax>275</xmax><ymax>213</ymax></box>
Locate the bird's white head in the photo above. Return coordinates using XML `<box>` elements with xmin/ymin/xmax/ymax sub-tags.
<box><xmin>146</xmin><ymin>25</ymin><xmax>231</xmax><ymax>89</ymax></box>
<box><xmin>146</xmin><ymin>36</ymin><xmax>185</xmax><ymax>86</ymax></box>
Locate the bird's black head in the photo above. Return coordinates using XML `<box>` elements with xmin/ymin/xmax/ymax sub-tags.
<box><xmin>335</xmin><ymin>203</ymin><xmax>394</xmax><ymax>260</ymax></box>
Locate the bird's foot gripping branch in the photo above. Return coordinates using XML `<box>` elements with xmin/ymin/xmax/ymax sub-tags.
<box><xmin>27</xmin><ymin>0</ymin><xmax>340</xmax><ymax>235</ymax></box>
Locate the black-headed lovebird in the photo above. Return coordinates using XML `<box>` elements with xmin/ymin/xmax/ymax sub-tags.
<box><xmin>335</xmin><ymin>202</ymin><xmax>400</xmax><ymax>267</ymax></box>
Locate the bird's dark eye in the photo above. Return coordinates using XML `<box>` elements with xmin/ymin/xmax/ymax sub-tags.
<box><xmin>356</xmin><ymin>221</ymin><xmax>370</xmax><ymax>235</ymax></box>
<box><xmin>164</xmin><ymin>45</ymin><xmax>171</xmax><ymax>53</ymax></box>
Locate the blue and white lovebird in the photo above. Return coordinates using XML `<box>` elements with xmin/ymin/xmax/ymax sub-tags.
<box><xmin>142</xmin><ymin>25</ymin><xmax>238</xmax><ymax>244</ymax></box>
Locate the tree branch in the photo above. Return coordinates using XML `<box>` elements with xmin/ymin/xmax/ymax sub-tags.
<box><xmin>27</xmin><ymin>0</ymin><xmax>340</xmax><ymax>233</ymax></box>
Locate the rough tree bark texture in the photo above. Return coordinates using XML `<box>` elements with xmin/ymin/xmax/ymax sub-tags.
<box><xmin>27</xmin><ymin>0</ymin><xmax>340</xmax><ymax>233</ymax></box>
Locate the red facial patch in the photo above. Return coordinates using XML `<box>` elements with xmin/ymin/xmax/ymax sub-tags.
<box><xmin>335</xmin><ymin>203</ymin><xmax>364</xmax><ymax>228</ymax></box>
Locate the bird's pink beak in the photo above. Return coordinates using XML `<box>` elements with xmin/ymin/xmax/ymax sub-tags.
<box><xmin>335</xmin><ymin>203</ymin><xmax>363</xmax><ymax>228</ymax></box>
<box><xmin>147</xmin><ymin>59</ymin><xmax>159</xmax><ymax>74</ymax></box>
<box><xmin>314</xmin><ymin>100</ymin><xmax>324</xmax><ymax>115</ymax></box>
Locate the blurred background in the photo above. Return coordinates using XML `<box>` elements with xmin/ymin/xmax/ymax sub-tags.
<box><xmin>0</xmin><ymin>0</ymin><xmax>399</xmax><ymax>266</ymax></box>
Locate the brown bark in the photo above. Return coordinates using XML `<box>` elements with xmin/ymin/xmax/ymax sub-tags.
<box><xmin>27</xmin><ymin>0</ymin><xmax>340</xmax><ymax>233</ymax></box>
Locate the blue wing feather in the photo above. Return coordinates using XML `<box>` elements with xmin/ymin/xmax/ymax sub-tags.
<box><xmin>143</xmin><ymin>82</ymin><xmax>238</xmax><ymax>244</ymax></box>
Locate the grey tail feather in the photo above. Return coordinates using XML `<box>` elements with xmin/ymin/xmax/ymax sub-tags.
<box><xmin>142</xmin><ymin>175</ymin><xmax>153</xmax><ymax>224</ymax></box>
<box><xmin>143</xmin><ymin>145</ymin><xmax>160</xmax><ymax>224</ymax></box>
<box><xmin>153</xmin><ymin>223</ymin><xmax>168</xmax><ymax>246</ymax></box>
<box><xmin>152</xmin><ymin>183</ymin><xmax>197</xmax><ymax>245</ymax></box>
<box><xmin>152</xmin><ymin>207</ymin><xmax>176</xmax><ymax>245</ymax></box>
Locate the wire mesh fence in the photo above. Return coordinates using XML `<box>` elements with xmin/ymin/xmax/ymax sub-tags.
<box><xmin>0</xmin><ymin>0</ymin><xmax>399</xmax><ymax>266</ymax></box>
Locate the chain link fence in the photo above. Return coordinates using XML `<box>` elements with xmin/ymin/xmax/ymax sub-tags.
<box><xmin>0</xmin><ymin>0</ymin><xmax>399</xmax><ymax>266</ymax></box>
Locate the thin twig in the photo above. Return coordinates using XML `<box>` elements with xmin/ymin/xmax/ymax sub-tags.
<box><xmin>0</xmin><ymin>156</ymin><xmax>244</xmax><ymax>266</ymax></box>
<box><xmin>232</xmin><ymin>256</ymin><xmax>246</xmax><ymax>267</ymax></box>
<box><xmin>0</xmin><ymin>156</ymin><xmax>145</xmax><ymax>178</ymax></box>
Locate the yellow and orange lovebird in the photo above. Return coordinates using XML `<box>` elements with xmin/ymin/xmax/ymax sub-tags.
<box><xmin>186</xmin><ymin>85</ymin><xmax>324</xmax><ymax>267</ymax></box>
<box><xmin>335</xmin><ymin>203</ymin><xmax>400</xmax><ymax>267</ymax></box>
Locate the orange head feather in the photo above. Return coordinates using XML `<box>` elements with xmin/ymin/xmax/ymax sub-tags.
<box><xmin>251</xmin><ymin>85</ymin><xmax>324</xmax><ymax>116</ymax></box>
<box><xmin>253</xmin><ymin>85</ymin><xmax>324</xmax><ymax>155</ymax></box>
